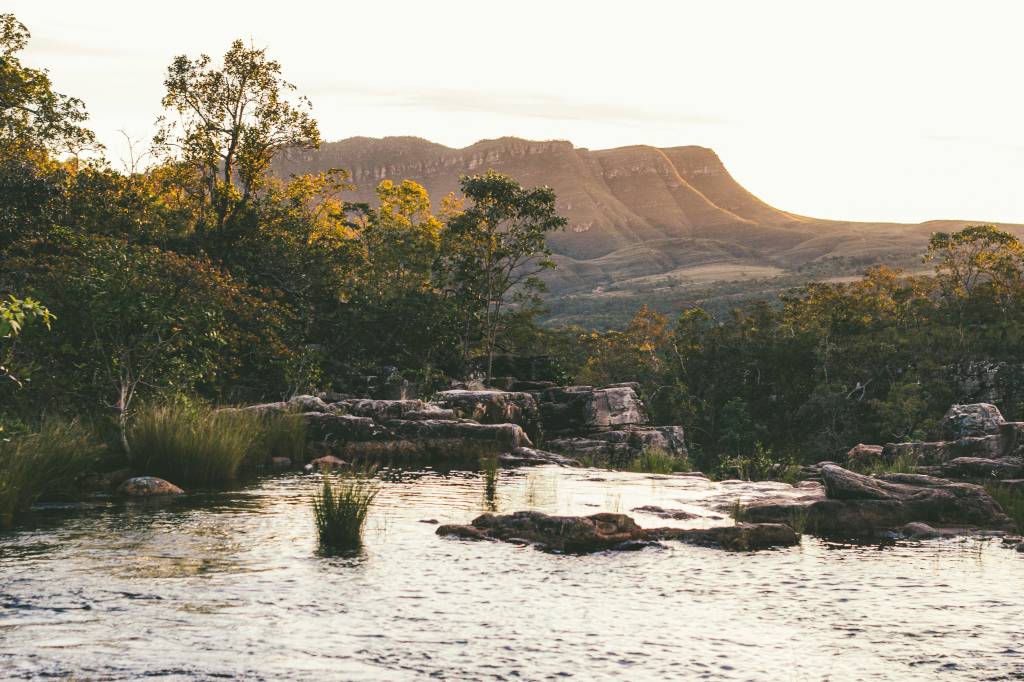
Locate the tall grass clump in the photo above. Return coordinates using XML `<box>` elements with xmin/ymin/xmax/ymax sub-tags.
<box><xmin>130</xmin><ymin>404</ymin><xmax>263</xmax><ymax>484</ymax></box>
<box><xmin>0</xmin><ymin>419</ymin><xmax>104</xmax><ymax>527</ymax></box>
<box><xmin>985</xmin><ymin>483</ymin><xmax>1024</xmax><ymax>533</ymax></box>
<box><xmin>253</xmin><ymin>412</ymin><xmax>307</xmax><ymax>466</ymax></box>
<box><xmin>480</xmin><ymin>454</ymin><xmax>499</xmax><ymax>510</ymax></box>
<box><xmin>627</xmin><ymin>446</ymin><xmax>689</xmax><ymax>474</ymax></box>
<box><xmin>312</xmin><ymin>469</ymin><xmax>379</xmax><ymax>547</ymax></box>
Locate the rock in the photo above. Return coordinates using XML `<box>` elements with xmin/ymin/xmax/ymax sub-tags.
<box><xmin>748</xmin><ymin>465</ymin><xmax>1012</xmax><ymax>537</ymax></box>
<box><xmin>432</xmin><ymin>390</ymin><xmax>542</xmax><ymax>442</ymax></box>
<box><xmin>942</xmin><ymin>403</ymin><xmax>1005</xmax><ymax>440</ymax></box>
<box><xmin>631</xmin><ymin>505</ymin><xmax>700</xmax><ymax>520</ymax></box>
<box><xmin>547</xmin><ymin>426</ymin><xmax>688</xmax><ymax>467</ymax></box>
<box><xmin>498</xmin><ymin>447</ymin><xmax>580</xmax><ymax>467</ymax></box>
<box><xmin>118</xmin><ymin>477</ymin><xmax>184</xmax><ymax>497</ymax></box>
<box><xmin>270</xmin><ymin>457</ymin><xmax>292</xmax><ymax>470</ymax></box>
<box><xmin>938</xmin><ymin>457</ymin><xmax>1024</xmax><ymax>480</ymax></box>
<box><xmin>882</xmin><ymin>436</ymin><xmax>1002</xmax><ymax>465</ymax></box>
<box><xmin>309</xmin><ymin>455</ymin><xmax>347</xmax><ymax>470</ymax></box>
<box><xmin>438</xmin><ymin>511</ymin><xmax>642</xmax><ymax>552</ymax></box>
<box><xmin>901</xmin><ymin>522</ymin><xmax>940</xmax><ymax>539</ymax></box>
<box><xmin>437</xmin><ymin>511</ymin><xmax>798</xmax><ymax>553</ymax></box>
<box><xmin>302</xmin><ymin>413</ymin><xmax>381</xmax><ymax>442</ymax></box>
<box><xmin>333</xmin><ymin>398</ymin><xmax>439</xmax><ymax>421</ymax></box>
<box><xmin>419</xmin><ymin>519</ymin><xmax>439</xmax><ymax>524</ymax></box>
<box><xmin>539</xmin><ymin>385</ymin><xmax>649</xmax><ymax>435</ymax></box>
<box><xmin>287</xmin><ymin>394</ymin><xmax>332</xmax><ymax>413</ymax></box>
<box><xmin>649</xmin><ymin>523</ymin><xmax>801</xmax><ymax>551</ymax></box>
<box><xmin>845</xmin><ymin>444</ymin><xmax>884</xmax><ymax>470</ymax></box>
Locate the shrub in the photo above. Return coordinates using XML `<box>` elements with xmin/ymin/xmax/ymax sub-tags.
<box><xmin>985</xmin><ymin>483</ymin><xmax>1024</xmax><ymax>533</ymax></box>
<box><xmin>627</xmin><ymin>446</ymin><xmax>688</xmax><ymax>474</ymax></box>
<box><xmin>868</xmin><ymin>452</ymin><xmax>919</xmax><ymax>476</ymax></box>
<box><xmin>0</xmin><ymin>418</ymin><xmax>104</xmax><ymax>526</ymax></box>
<box><xmin>129</xmin><ymin>404</ymin><xmax>262</xmax><ymax>484</ymax></box>
<box><xmin>312</xmin><ymin>470</ymin><xmax>379</xmax><ymax>547</ymax></box>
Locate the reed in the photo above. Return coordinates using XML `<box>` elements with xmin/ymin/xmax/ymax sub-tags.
<box><xmin>312</xmin><ymin>469</ymin><xmax>379</xmax><ymax>547</ymax></box>
<box><xmin>0</xmin><ymin>418</ymin><xmax>104</xmax><ymax>527</ymax></box>
<box><xmin>129</xmin><ymin>404</ymin><xmax>261</xmax><ymax>484</ymax></box>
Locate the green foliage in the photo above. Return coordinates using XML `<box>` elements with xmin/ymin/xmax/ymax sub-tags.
<box><xmin>866</xmin><ymin>452</ymin><xmax>920</xmax><ymax>476</ymax></box>
<box><xmin>441</xmin><ymin>170</ymin><xmax>566</xmax><ymax>378</ymax></box>
<box><xmin>0</xmin><ymin>14</ymin><xmax>95</xmax><ymax>156</ymax></box>
<box><xmin>0</xmin><ymin>418</ymin><xmax>104</xmax><ymax>526</ymax></box>
<box><xmin>984</xmin><ymin>484</ymin><xmax>1024</xmax><ymax>533</ymax></box>
<box><xmin>626</xmin><ymin>446</ymin><xmax>687</xmax><ymax>474</ymax></box>
<box><xmin>254</xmin><ymin>412</ymin><xmax>307</xmax><ymax>466</ymax></box>
<box><xmin>312</xmin><ymin>470</ymin><xmax>379</xmax><ymax>547</ymax></box>
<box><xmin>0</xmin><ymin>294</ymin><xmax>52</xmax><ymax>387</ymax></box>
<box><xmin>154</xmin><ymin>38</ymin><xmax>320</xmax><ymax>240</ymax></box>
<box><xmin>129</xmin><ymin>404</ymin><xmax>262</xmax><ymax>484</ymax></box>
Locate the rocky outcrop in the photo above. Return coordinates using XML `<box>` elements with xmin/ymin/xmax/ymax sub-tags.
<box><xmin>432</xmin><ymin>390</ymin><xmax>542</xmax><ymax>441</ymax></box>
<box><xmin>118</xmin><ymin>477</ymin><xmax>184</xmax><ymax>497</ymax></box>
<box><xmin>437</xmin><ymin>510</ymin><xmax>799</xmax><ymax>553</ymax></box>
<box><xmin>845</xmin><ymin>444</ymin><xmax>884</xmax><ymax>470</ymax></box>
<box><xmin>745</xmin><ymin>464</ymin><xmax>1012</xmax><ymax>537</ymax></box>
<box><xmin>498</xmin><ymin>447</ymin><xmax>580</xmax><ymax>467</ymax></box>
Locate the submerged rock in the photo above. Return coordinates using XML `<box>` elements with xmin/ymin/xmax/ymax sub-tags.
<box><xmin>498</xmin><ymin>446</ymin><xmax>580</xmax><ymax>467</ymax></box>
<box><xmin>117</xmin><ymin>477</ymin><xmax>184</xmax><ymax>497</ymax></box>
<box><xmin>308</xmin><ymin>455</ymin><xmax>347</xmax><ymax>470</ymax></box>
<box><xmin>437</xmin><ymin>511</ymin><xmax>799</xmax><ymax>553</ymax></box>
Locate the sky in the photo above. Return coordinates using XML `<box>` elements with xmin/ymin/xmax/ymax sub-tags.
<box><xmin>9</xmin><ymin>0</ymin><xmax>1024</xmax><ymax>224</ymax></box>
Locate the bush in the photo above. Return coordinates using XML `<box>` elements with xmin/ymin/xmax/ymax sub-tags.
<box><xmin>626</xmin><ymin>446</ymin><xmax>689</xmax><ymax>474</ymax></box>
<box><xmin>312</xmin><ymin>470</ymin><xmax>379</xmax><ymax>547</ymax></box>
<box><xmin>0</xmin><ymin>418</ymin><xmax>104</xmax><ymax>526</ymax></box>
<box><xmin>129</xmin><ymin>404</ymin><xmax>262</xmax><ymax>484</ymax></box>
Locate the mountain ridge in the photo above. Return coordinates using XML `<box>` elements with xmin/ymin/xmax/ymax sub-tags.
<box><xmin>273</xmin><ymin>136</ymin><xmax>1023</xmax><ymax>323</ymax></box>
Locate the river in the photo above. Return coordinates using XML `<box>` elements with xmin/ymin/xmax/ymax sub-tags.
<box><xmin>1</xmin><ymin>466</ymin><xmax>1022</xmax><ymax>680</ymax></box>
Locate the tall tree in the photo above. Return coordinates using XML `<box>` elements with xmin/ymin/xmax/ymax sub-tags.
<box><xmin>0</xmin><ymin>13</ymin><xmax>95</xmax><ymax>156</ymax></box>
<box><xmin>441</xmin><ymin>171</ymin><xmax>565</xmax><ymax>379</ymax></box>
<box><xmin>154</xmin><ymin>39</ymin><xmax>320</xmax><ymax>243</ymax></box>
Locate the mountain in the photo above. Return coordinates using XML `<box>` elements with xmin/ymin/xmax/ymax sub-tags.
<box><xmin>273</xmin><ymin>136</ymin><xmax>1022</xmax><ymax>326</ymax></box>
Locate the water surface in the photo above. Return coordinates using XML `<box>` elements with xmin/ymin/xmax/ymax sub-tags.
<box><xmin>2</xmin><ymin>466</ymin><xmax>1022</xmax><ymax>680</ymax></box>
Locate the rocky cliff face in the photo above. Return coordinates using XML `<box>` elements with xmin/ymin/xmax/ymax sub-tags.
<box><xmin>274</xmin><ymin>136</ymin><xmax>1022</xmax><ymax>309</ymax></box>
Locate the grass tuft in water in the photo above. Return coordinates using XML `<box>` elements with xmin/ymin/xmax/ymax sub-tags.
<box><xmin>626</xmin><ymin>446</ymin><xmax>690</xmax><ymax>474</ymax></box>
<box><xmin>480</xmin><ymin>454</ymin><xmax>499</xmax><ymax>509</ymax></box>
<box><xmin>313</xmin><ymin>469</ymin><xmax>379</xmax><ymax>547</ymax></box>
<box><xmin>0</xmin><ymin>419</ymin><xmax>104</xmax><ymax>527</ymax></box>
<box><xmin>984</xmin><ymin>483</ymin><xmax>1024</xmax><ymax>533</ymax></box>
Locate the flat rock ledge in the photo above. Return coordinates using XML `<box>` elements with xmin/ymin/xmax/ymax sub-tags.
<box><xmin>744</xmin><ymin>464</ymin><xmax>1013</xmax><ymax>538</ymax></box>
<box><xmin>436</xmin><ymin>511</ymin><xmax>799</xmax><ymax>553</ymax></box>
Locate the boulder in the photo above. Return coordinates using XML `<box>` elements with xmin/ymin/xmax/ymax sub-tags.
<box><xmin>117</xmin><ymin>477</ymin><xmax>184</xmax><ymax>497</ymax></box>
<box><xmin>901</xmin><ymin>522</ymin><xmax>940</xmax><ymax>540</ymax></box>
<box><xmin>539</xmin><ymin>385</ymin><xmax>649</xmax><ymax>435</ymax></box>
<box><xmin>333</xmin><ymin>398</ymin><xmax>445</xmax><ymax>421</ymax></box>
<box><xmin>845</xmin><ymin>444</ymin><xmax>884</xmax><ymax>470</ymax></box>
<box><xmin>308</xmin><ymin>455</ymin><xmax>346</xmax><ymax>470</ymax></box>
<box><xmin>746</xmin><ymin>464</ymin><xmax>1012</xmax><ymax>537</ymax></box>
<box><xmin>882</xmin><ymin>436</ymin><xmax>1002</xmax><ymax>465</ymax></box>
<box><xmin>287</xmin><ymin>394</ymin><xmax>332</xmax><ymax>413</ymax></box>
<box><xmin>942</xmin><ymin>403</ymin><xmax>1005</xmax><ymax>440</ymax></box>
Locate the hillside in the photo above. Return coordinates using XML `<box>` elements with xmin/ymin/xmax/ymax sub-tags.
<box><xmin>274</xmin><ymin>136</ymin><xmax>1021</xmax><ymax>327</ymax></box>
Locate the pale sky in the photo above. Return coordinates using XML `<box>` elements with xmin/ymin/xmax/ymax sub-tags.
<box><xmin>10</xmin><ymin>0</ymin><xmax>1024</xmax><ymax>224</ymax></box>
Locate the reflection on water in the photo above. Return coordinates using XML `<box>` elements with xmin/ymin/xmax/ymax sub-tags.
<box><xmin>1</xmin><ymin>466</ymin><xmax>1023</xmax><ymax>680</ymax></box>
